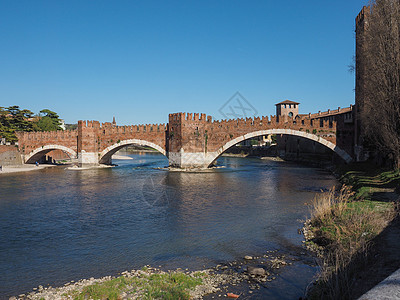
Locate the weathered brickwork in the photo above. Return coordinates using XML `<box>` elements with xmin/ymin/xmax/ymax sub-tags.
<box><xmin>354</xmin><ymin>6</ymin><xmax>370</xmax><ymax>159</ymax></box>
<box><xmin>77</xmin><ymin>120</ymin><xmax>167</xmax><ymax>165</ymax></box>
<box><xmin>167</xmin><ymin>112</ymin><xmax>351</xmax><ymax>167</ymax></box>
<box><xmin>16</xmin><ymin>120</ymin><xmax>167</xmax><ymax>165</ymax></box>
<box><xmin>16</xmin><ymin>130</ymin><xmax>78</xmax><ymax>163</ymax></box>
<box><xmin>305</xmin><ymin>106</ymin><xmax>355</xmax><ymax>157</ymax></box>
<box><xmin>15</xmin><ymin>108</ymin><xmax>354</xmax><ymax>168</ymax></box>
<box><xmin>169</xmin><ymin>112</ymin><xmax>337</xmax><ymax>151</ymax></box>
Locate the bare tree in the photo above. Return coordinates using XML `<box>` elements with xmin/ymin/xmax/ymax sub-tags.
<box><xmin>360</xmin><ymin>0</ymin><xmax>400</xmax><ymax>168</ymax></box>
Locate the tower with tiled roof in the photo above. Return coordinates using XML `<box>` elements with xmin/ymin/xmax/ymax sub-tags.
<box><xmin>275</xmin><ymin>100</ymin><xmax>299</xmax><ymax>119</ymax></box>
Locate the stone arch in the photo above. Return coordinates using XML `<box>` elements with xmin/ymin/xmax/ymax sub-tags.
<box><xmin>99</xmin><ymin>139</ymin><xmax>166</xmax><ymax>164</ymax></box>
<box><xmin>206</xmin><ymin>129</ymin><xmax>352</xmax><ymax>167</ymax></box>
<box><xmin>25</xmin><ymin>145</ymin><xmax>77</xmax><ymax>164</ymax></box>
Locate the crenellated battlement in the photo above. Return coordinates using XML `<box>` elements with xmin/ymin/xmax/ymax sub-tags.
<box><xmin>356</xmin><ymin>6</ymin><xmax>370</xmax><ymax>26</ymax></box>
<box><xmin>307</xmin><ymin>105</ymin><xmax>353</xmax><ymax>119</ymax></box>
<box><xmin>169</xmin><ymin>111</ymin><xmax>338</xmax><ymax>132</ymax></box>
<box><xmin>79</xmin><ymin>120</ymin><xmax>168</xmax><ymax>134</ymax></box>
<box><xmin>15</xmin><ymin>105</ymin><xmax>354</xmax><ymax>167</ymax></box>
<box><xmin>78</xmin><ymin>120</ymin><xmax>101</xmax><ymax>128</ymax></box>
<box><xmin>16</xmin><ymin>129</ymin><xmax>77</xmax><ymax>140</ymax></box>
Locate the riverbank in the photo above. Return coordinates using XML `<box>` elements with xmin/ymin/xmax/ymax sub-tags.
<box><xmin>12</xmin><ymin>251</ymin><xmax>295</xmax><ymax>299</ymax></box>
<box><xmin>15</xmin><ymin>267</ymin><xmax>226</xmax><ymax>300</ymax></box>
<box><xmin>304</xmin><ymin>163</ymin><xmax>400</xmax><ymax>299</ymax></box>
<box><xmin>0</xmin><ymin>164</ymin><xmax>55</xmax><ymax>174</ymax></box>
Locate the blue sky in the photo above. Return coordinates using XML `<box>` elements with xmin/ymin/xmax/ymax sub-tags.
<box><xmin>0</xmin><ymin>1</ymin><xmax>368</xmax><ymax>125</ymax></box>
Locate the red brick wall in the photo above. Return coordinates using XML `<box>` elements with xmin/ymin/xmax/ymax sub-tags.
<box><xmin>78</xmin><ymin>120</ymin><xmax>167</xmax><ymax>154</ymax></box>
<box><xmin>14</xmin><ymin>108</ymin><xmax>355</xmax><ymax>164</ymax></box>
<box><xmin>46</xmin><ymin>149</ymin><xmax>71</xmax><ymax>160</ymax></box>
<box><xmin>168</xmin><ymin>112</ymin><xmax>337</xmax><ymax>154</ymax></box>
<box><xmin>16</xmin><ymin>130</ymin><xmax>78</xmax><ymax>155</ymax></box>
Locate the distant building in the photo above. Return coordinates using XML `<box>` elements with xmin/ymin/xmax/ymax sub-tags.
<box><xmin>112</xmin><ymin>116</ymin><xmax>116</xmax><ymax>127</ymax></box>
<box><xmin>274</xmin><ymin>99</ymin><xmax>355</xmax><ymax>160</ymax></box>
<box><xmin>59</xmin><ymin>119</ymin><xmax>66</xmax><ymax>130</ymax></box>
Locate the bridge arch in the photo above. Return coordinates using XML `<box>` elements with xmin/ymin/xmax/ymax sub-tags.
<box><xmin>99</xmin><ymin>139</ymin><xmax>166</xmax><ymax>164</ymax></box>
<box><xmin>25</xmin><ymin>145</ymin><xmax>77</xmax><ymax>164</ymax></box>
<box><xmin>207</xmin><ymin>129</ymin><xmax>352</xmax><ymax>167</ymax></box>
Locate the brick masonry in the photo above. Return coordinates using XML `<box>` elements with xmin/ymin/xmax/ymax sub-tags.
<box><xmin>15</xmin><ymin>109</ymin><xmax>354</xmax><ymax>168</ymax></box>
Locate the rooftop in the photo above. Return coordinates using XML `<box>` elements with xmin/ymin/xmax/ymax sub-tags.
<box><xmin>275</xmin><ymin>100</ymin><xmax>300</xmax><ymax>106</ymax></box>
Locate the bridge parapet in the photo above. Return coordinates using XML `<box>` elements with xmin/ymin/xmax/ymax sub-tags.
<box><xmin>14</xmin><ymin>109</ymin><xmax>352</xmax><ymax>168</ymax></box>
<box><xmin>77</xmin><ymin>120</ymin><xmax>167</xmax><ymax>166</ymax></box>
<box><xmin>167</xmin><ymin>112</ymin><xmax>340</xmax><ymax>168</ymax></box>
<box><xmin>16</xmin><ymin>130</ymin><xmax>78</xmax><ymax>158</ymax></box>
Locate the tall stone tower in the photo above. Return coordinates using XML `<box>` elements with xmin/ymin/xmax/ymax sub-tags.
<box><xmin>355</xmin><ymin>6</ymin><xmax>369</xmax><ymax>158</ymax></box>
<box><xmin>275</xmin><ymin>100</ymin><xmax>299</xmax><ymax>121</ymax></box>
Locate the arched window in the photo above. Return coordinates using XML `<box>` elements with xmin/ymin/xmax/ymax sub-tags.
<box><xmin>288</xmin><ymin>112</ymin><xmax>293</xmax><ymax>118</ymax></box>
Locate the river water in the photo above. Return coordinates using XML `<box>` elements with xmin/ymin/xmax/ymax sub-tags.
<box><xmin>0</xmin><ymin>153</ymin><xmax>338</xmax><ymax>299</ymax></box>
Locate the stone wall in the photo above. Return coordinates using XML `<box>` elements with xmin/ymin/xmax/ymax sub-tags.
<box><xmin>0</xmin><ymin>145</ymin><xmax>23</xmax><ymax>166</ymax></box>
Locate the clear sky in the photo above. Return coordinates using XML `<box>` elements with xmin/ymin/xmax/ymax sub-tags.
<box><xmin>0</xmin><ymin>0</ymin><xmax>369</xmax><ymax>125</ymax></box>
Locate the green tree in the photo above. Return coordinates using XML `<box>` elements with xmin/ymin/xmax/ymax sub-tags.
<box><xmin>0</xmin><ymin>106</ymin><xmax>35</xmax><ymax>143</ymax></box>
<box><xmin>35</xmin><ymin>116</ymin><xmax>58</xmax><ymax>131</ymax></box>
<box><xmin>0</xmin><ymin>106</ymin><xmax>63</xmax><ymax>143</ymax></box>
<box><xmin>34</xmin><ymin>109</ymin><xmax>62</xmax><ymax>131</ymax></box>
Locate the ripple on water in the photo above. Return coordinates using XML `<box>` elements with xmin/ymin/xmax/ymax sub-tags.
<box><xmin>0</xmin><ymin>154</ymin><xmax>338</xmax><ymax>299</ymax></box>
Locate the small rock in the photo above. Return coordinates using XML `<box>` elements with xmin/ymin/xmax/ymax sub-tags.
<box><xmin>247</xmin><ymin>266</ymin><xmax>266</xmax><ymax>276</ymax></box>
<box><xmin>244</xmin><ymin>255</ymin><xmax>253</xmax><ymax>260</ymax></box>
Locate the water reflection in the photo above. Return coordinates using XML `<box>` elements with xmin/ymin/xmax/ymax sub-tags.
<box><xmin>0</xmin><ymin>154</ymin><xmax>338</xmax><ymax>299</ymax></box>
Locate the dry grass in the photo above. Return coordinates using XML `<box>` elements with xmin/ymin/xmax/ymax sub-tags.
<box><xmin>306</xmin><ymin>186</ymin><xmax>397</xmax><ymax>299</ymax></box>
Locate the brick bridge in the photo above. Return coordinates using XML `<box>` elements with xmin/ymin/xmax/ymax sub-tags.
<box><xmin>16</xmin><ymin>108</ymin><xmax>355</xmax><ymax>168</ymax></box>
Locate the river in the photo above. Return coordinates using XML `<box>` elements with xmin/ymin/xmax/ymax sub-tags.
<box><xmin>0</xmin><ymin>153</ymin><xmax>338</xmax><ymax>299</ymax></box>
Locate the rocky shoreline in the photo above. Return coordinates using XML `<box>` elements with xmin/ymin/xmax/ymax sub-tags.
<box><xmin>12</xmin><ymin>268</ymin><xmax>226</xmax><ymax>300</ymax></box>
<box><xmin>11</xmin><ymin>251</ymin><xmax>297</xmax><ymax>300</ymax></box>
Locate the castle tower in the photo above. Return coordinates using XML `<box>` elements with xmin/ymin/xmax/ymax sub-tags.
<box><xmin>355</xmin><ymin>6</ymin><xmax>370</xmax><ymax>158</ymax></box>
<box><xmin>112</xmin><ymin>116</ymin><xmax>116</xmax><ymax>126</ymax></box>
<box><xmin>275</xmin><ymin>100</ymin><xmax>299</xmax><ymax>121</ymax></box>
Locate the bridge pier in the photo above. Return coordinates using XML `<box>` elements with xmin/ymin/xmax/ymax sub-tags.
<box><xmin>168</xmin><ymin>150</ymin><xmax>217</xmax><ymax>169</ymax></box>
<box><xmin>78</xmin><ymin>151</ymin><xmax>99</xmax><ymax>167</ymax></box>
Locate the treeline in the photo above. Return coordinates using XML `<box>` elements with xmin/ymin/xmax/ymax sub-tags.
<box><xmin>0</xmin><ymin>106</ymin><xmax>62</xmax><ymax>143</ymax></box>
